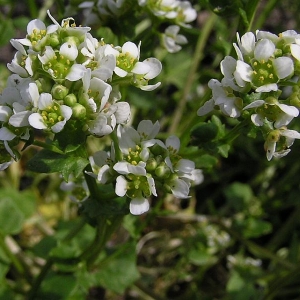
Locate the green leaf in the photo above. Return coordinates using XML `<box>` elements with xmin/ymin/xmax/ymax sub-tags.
<box><xmin>195</xmin><ymin>154</ymin><xmax>218</xmax><ymax>169</ymax></box>
<box><xmin>0</xmin><ymin>188</ymin><xmax>36</xmax><ymax>219</ymax></box>
<box><xmin>0</xmin><ymin>197</ymin><xmax>24</xmax><ymax>235</ymax></box>
<box><xmin>242</xmin><ymin>218</ymin><xmax>272</xmax><ymax>238</ymax></box>
<box><xmin>37</xmin><ymin>273</ymin><xmax>77</xmax><ymax>300</ymax></box>
<box><xmin>95</xmin><ymin>242</ymin><xmax>140</xmax><ymax>294</ymax></box>
<box><xmin>81</xmin><ymin>194</ymin><xmax>129</xmax><ymax>219</ymax></box>
<box><xmin>188</xmin><ymin>245</ymin><xmax>218</xmax><ymax>266</ymax></box>
<box><xmin>0</xmin><ymin>282</ymin><xmax>18</xmax><ymax>300</ymax></box>
<box><xmin>217</xmin><ymin>143</ymin><xmax>230</xmax><ymax>158</ymax></box>
<box><xmin>27</xmin><ymin>149</ymin><xmax>89</xmax><ymax>181</ymax></box>
<box><xmin>224</xmin><ymin>182</ymin><xmax>253</xmax><ymax>211</ymax></box>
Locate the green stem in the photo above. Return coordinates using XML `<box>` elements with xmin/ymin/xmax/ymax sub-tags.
<box><xmin>213</xmin><ymin>219</ymin><xmax>295</xmax><ymax>270</ymax></box>
<box><xmin>168</xmin><ymin>12</ymin><xmax>218</xmax><ymax>134</ymax></box>
<box><xmin>110</xmin><ymin>130</ymin><xmax>123</xmax><ymax>161</ymax></box>
<box><xmin>0</xmin><ymin>232</ymin><xmax>31</xmax><ymax>284</ymax></box>
<box><xmin>75</xmin><ymin>214</ymin><xmax>123</xmax><ymax>269</ymax></box>
<box><xmin>27</xmin><ymin>259</ymin><xmax>54</xmax><ymax>300</ymax></box>
<box><xmin>252</xmin><ymin>0</ymin><xmax>279</xmax><ymax>31</ymax></box>
<box><xmin>26</xmin><ymin>216</ymin><xmax>88</xmax><ymax>299</ymax></box>
<box><xmin>84</xmin><ymin>164</ymin><xmax>100</xmax><ymax>198</ymax></box>
<box><xmin>245</xmin><ymin>0</ymin><xmax>261</xmax><ymax>32</ymax></box>
<box><xmin>220</xmin><ymin>117</ymin><xmax>251</xmax><ymax>144</ymax></box>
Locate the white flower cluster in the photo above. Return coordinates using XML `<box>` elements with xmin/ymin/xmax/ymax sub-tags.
<box><xmin>77</xmin><ymin>0</ymin><xmax>196</xmax><ymax>54</ymax></box>
<box><xmin>0</xmin><ymin>11</ymin><xmax>162</xmax><ymax>169</ymax></box>
<box><xmin>138</xmin><ymin>0</ymin><xmax>196</xmax><ymax>53</ymax></box>
<box><xmin>198</xmin><ymin>30</ymin><xmax>300</xmax><ymax>160</ymax></box>
<box><xmin>88</xmin><ymin>120</ymin><xmax>203</xmax><ymax>215</ymax></box>
<box><xmin>138</xmin><ymin>0</ymin><xmax>197</xmax><ymax>26</ymax></box>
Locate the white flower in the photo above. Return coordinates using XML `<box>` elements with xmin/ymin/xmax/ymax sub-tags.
<box><xmin>14</xmin><ymin>17</ymin><xmax>58</xmax><ymax>51</ymax></box>
<box><xmin>243</xmin><ymin>98</ymin><xmax>299</xmax><ymax>128</ymax></box>
<box><xmin>114</xmin><ymin>41</ymin><xmax>143</xmax><ymax>77</ymax></box>
<box><xmin>233</xmin><ymin>36</ymin><xmax>294</xmax><ymax>92</ymax></box>
<box><xmin>114</xmin><ymin>172</ymin><xmax>156</xmax><ymax>215</ymax></box>
<box><xmin>28</xmin><ymin>93</ymin><xmax>72</xmax><ymax>133</ymax></box>
<box><xmin>176</xmin><ymin>1</ymin><xmax>197</xmax><ymax>25</ymax></box>
<box><xmin>198</xmin><ymin>79</ymin><xmax>243</xmax><ymax>117</ymax></box>
<box><xmin>90</xmin><ymin>148</ymin><xmax>115</xmax><ymax>184</ymax></box>
<box><xmin>38</xmin><ymin>45</ymin><xmax>87</xmax><ymax>81</ymax></box>
<box><xmin>117</xmin><ymin>120</ymin><xmax>162</xmax><ymax>155</ymax></box>
<box><xmin>164</xmin><ymin>135</ymin><xmax>203</xmax><ymax>198</ymax></box>
<box><xmin>7</xmin><ymin>49</ymin><xmax>32</xmax><ymax>77</ymax></box>
<box><xmin>82</xmin><ymin>73</ymin><xmax>112</xmax><ymax>112</ymax></box>
<box><xmin>162</xmin><ymin>25</ymin><xmax>188</xmax><ymax>53</ymax></box>
<box><xmin>80</xmin><ymin>35</ymin><xmax>117</xmax><ymax>81</ymax></box>
<box><xmin>264</xmin><ymin>128</ymin><xmax>300</xmax><ymax>160</ymax></box>
<box><xmin>47</xmin><ymin>10</ymin><xmax>90</xmax><ymax>39</ymax></box>
<box><xmin>87</xmin><ymin>108</ymin><xmax>117</xmax><ymax>136</ymax></box>
<box><xmin>220</xmin><ymin>56</ymin><xmax>250</xmax><ymax>92</ymax></box>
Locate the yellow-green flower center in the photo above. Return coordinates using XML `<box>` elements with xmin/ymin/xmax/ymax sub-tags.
<box><xmin>126</xmin><ymin>145</ymin><xmax>142</xmax><ymax>165</ymax></box>
<box><xmin>41</xmin><ymin>104</ymin><xmax>64</xmax><ymax>126</ymax></box>
<box><xmin>116</xmin><ymin>52</ymin><xmax>136</xmax><ymax>72</ymax></box>
<box><xmin>251</xmin><ymin>59</ymin><xmax>278</xmax><ymax>87</ymax></box>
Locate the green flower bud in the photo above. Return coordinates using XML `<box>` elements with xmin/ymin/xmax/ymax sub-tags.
<box><xmin>294</xmin><ymin>60</ymin><xmax>300</xmax><ymax>75</ymax></box>
<box><xmin>150</xmin><ymin>144</ymin><xmax>165</xmax><ymax>156</ymax></box>
<box><xmin>51</xmin><ymin>84</ymin><xmax>69</xmax><ymax>100</ymax></box>
<box><xmin>267</xmin><ymin>130</ymin><xmax>280</xmax><ymax>143</ymax></box>
<box><xmin>49</xmin><ymin>34</ymin><xmax>60</xmax><ymax>48</ymax></box>
<box><xmin>64</xmin><ymin>36</ymin><xmax>80</xmax><ymax>46</ymax></box>
<box><xmin>146</xmin><ymin>158</ymin><xmax>157</xmax><ymax>172</ymax></box>
<box><xmin>290</xmin><ymin>95</ymin><xmax>300</xmax><ymax>108</ymax></box>
<box><xmin>155</xmin><ymin>163</ymin><xmax>171</xmax><ymax>179</ymax></box>
<box><xmin>265</xmin><ymin>96</ymin><xmax>278</xmax><ymax>105</ymax></box>
<box><xmin>64</xmin><ymin>94</ymin><xmax>77</xmax><ymax>107</ymax></box>
<box><xmin>72</xmin><ymin>103</ymin><xmax>86</xmax><ymax>119</ymax></box>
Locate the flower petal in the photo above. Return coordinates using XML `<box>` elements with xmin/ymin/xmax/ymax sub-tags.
<box><xmin>115</xmin><ymin>175</ymin><xmax>127</xmax><ymax>196</ymax></box>
<box><xmin>273</xmin><ymin>57</ymin><xmax>294</xmax><ymax>79</ymax></box>
<box><xmin>130</xmin><ymin>197</ymin><xmax>149</xmax><ymax>215</ymax></box>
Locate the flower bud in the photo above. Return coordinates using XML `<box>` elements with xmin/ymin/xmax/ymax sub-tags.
<box><xmin>155</xmin><ymin>162</ymin><xmax>171</xmax><ymax>178</ymax></box>
<box><xmin>266</xmin><ymin>130</ymin><xmax>280</xmax><ymax>143</ymax></box>
<box><xmin>49</xmin><ymin>34</ymin><xmax>60</xmax><ymax>48</ymax></box>
<box><xmin>51</xmin><ymin>84</ymin><xmax>69</xmax><ymax>100</ymax></box>
<box><xmin>146</xmin><ymin>158</ymin><xmax>157</xmax><ymax>172</ymax></box>
<box><xmin>150</xmin><ymin>144</ymin><xmax>165</xmax><ymax>156</ymax></box>
<box><xmin>64</xmin><ymin>94</ymin><xmax>77</xmax><ymax>107</ymax></box>
<box><xmin>290</xmin><ymin>95</ymin><xmax>300</xmax><ymax>108</ymax></box>
<box><xmin>64</xmin><ymin>36</ymin><xmax>80</xmax><ymax>46</ymax></box>
<box><xmin>72</xmin><ymin>103</ymin><xmax>86</xmax><ymax>119</ymax></box>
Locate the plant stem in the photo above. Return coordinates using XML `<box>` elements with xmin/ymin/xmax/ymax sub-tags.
<box><xmin>220</xmin><ymin>117</ymin><xmax>251</xmax><ymax>144</ymax></box>
<box><xmin>26</xmin><ymin>259</ymin><xmax>54</xmax><ymax>300</ymax></box>
<box><xmin>0</xmin><ymin>232</ymin><xmax>31</xmax><ymax>284</ymax></box>
<box><xmin>168</xmin><ymin>12</ymin><xmax>218</xmax><ymax>134</ymax></box>
<box><xmin>26</xmin><ymin>216</ymin><xmax>88</xmax><ymax>299</ymax></box>
<box><xmin>213</xmin><ymin>219</ymin><xmax>295</xmax><ymax>270</ymax></box>
<box><xmin>84</xmin><ymin>164</ymin><xmax>100</xmax><ymax>199</ymax></box>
